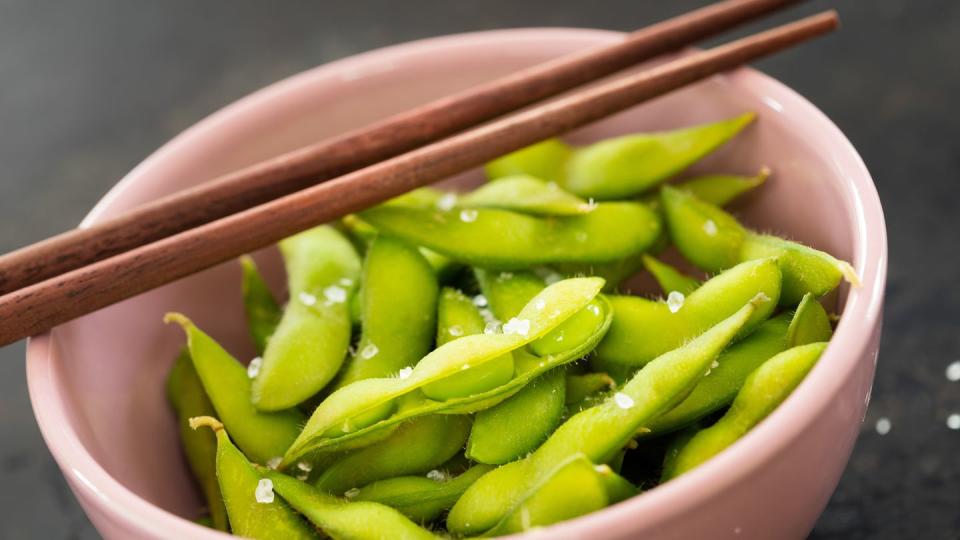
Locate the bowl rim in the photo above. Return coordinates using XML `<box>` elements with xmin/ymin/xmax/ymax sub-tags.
<box><xmin>25</xmin><ymin>27</ymin><xmax>886</xmax><ymax>539</ymax></box>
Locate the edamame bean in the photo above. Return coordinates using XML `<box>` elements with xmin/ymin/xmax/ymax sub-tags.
<box><xmin>253</xmin><ymin>226</ymin><xmax>361</xmax><ymax>410</ymax></box>
<box><xmin>593</xmin><ymin>258</ymin><xmax>781</xmax><ymax>374</ymax></box>
<box><xmin>189</xmin><ymin>417</ymin><xmax>317</xmax><ymax>539</ymax></box>
<box><xmin>458</xmin><ymin>175</ymin><xmax>590</xmax><ymax>216</ymax></box>
<box><xmin>314</xmin><ymin>415</ymin><xmax>471</xmax><ymax>495</ymax></box>
<box><xmin>661</xmin><ymin>185</ymin><xmax>859</xmax><ymax>305</ymax></box>
<box><xmin>640</xmin><ymin>254</ymin><xmax>699</xmax><ymax>296</ymax></box>
<box><xmin>166</xmin><ymin>351</ymin><xmax>228</xmax><ymax>531</ymax></box>
<box><xmin>166</xmin><ymin>314</ymin><xmax>305</xmax><ymax>464</ymax></box>
<box><xmin>661</xmin><ymin>342</ymin><xmax>828</xmax><ymax>480</ymax></box>
<box><xmin>335</xmin><ymin>236</ymin><xmax>438</xmax><ymax>388</ymax></box>
<box><xmin>240</xmin><ymin>256</ymin><xmax>282</xmax><ymax>355</ymax></box>
<box><xmin>359</xmin><ymin>202</ymin><xmax>660</xmax><ymax>269</ymax></box>
<box><xmin>352</xmin><ymin>464</ymin><xmax>494</xmax><ymax>523</ymax></box>
<box><xmin>485</xmin><ymin>138</ymin><xmax>572</xmax><ymax>183</ymax></box>
<box><xmin>448</xmin><ymin>296</ymin><xmax>767</xmax><ymax>535</ymax></box>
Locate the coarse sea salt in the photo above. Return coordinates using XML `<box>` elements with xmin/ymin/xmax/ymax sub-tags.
<box><xmin>460</xmin><ymin>209</ymin><xmax>479</xmax><ymax>222</ymax></box>
<box><xmin>266</xmin><ymin>456</ymin><xmax>283</xmax><ymax>470</ymax></box>
<box><xmin>703</xmin><ymin>219</ymin><xmax>718</xmax><ymax>236</ymax></box>
<box><xmin>667</xmin><ymin>291</ymin><xmax>685</xmax><ymax>313</ymax></box>
<box><xmin>247</xmin><ymin>356</ymin><xmax>263</xmax><ymax>379</ymax></box>
<box><xmin>344</xmin><ymin>488</ymin><xmax>360</xmax><ymax>499</ymax></box>
<box><xmin>255</xmin><ymin>478</ymin><xmax>275</xmax><ymax>503</ymax></box>
<box><xmin>360</xmin><ymin>343</ymin><xmax>379</xmax><ymax>359</ymax></box>
<box><xmin>503</xmin><ymin>317</ymin><xmax>531</xmax><ymax>336</ymax></box>
<box><xmin>472</xmin><ymin>294</ymin><xmax>488</xmax><ymax>308</ymax></box>
<box><xmin>398</xmin><ymin>366</ymin><xmax>413</xmax><ymax>380</ymax></box>
<box><xmin>614</xmin><ymin>392</ymin><xmax>634</xmax><ymax>410</ymax></box>
<box><xmin>323</xmin><ymin>285</ymin><xmax>347</xmax><ymax>304</ymax></box>
<box><xmin>448</xmin><ymin>325</ymin><xmax>464</xmax><ymax>337</ymax></box>
<box><xmin>436</xmin><ymin>192</ymin><xmax>458</xmax><ymax>211</ymax></box>
<box><xmin>298</xmin><ymin>292</ymin><xmax>318</xmax><ymax>306</ymax></box>
<box><xmin>426</xmin><ymin>469</ymin><xmax>449</xmax><ymax>482</ymax></box>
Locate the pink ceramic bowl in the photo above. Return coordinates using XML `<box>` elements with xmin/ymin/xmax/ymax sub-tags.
<box><xmin>26</xmin><ymin>28</ymin><xmax>886</xmax><ymax>540</ymax></box>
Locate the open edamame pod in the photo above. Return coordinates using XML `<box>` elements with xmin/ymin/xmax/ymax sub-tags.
<box><xmin>485</xmin><ymin>138</ymin><xmax>572</xmax><ymax>183</ymax></box>
<box><xmin>166</xmin><ymin>314</ymin><xmax>305</xmax><ymax>464</ymax></box>
<box><xmin>264</xmin><ymin>470</ymin><xmax>438</xmax><ymax>540</ymax></box>
<box><xmin>335</xmin><ymin>236</ymin><xmax>438</xmax><ymax>388</ymax></box>
<box><xmin>359</xmin><ymin>202</ymin><xmax>660</xmax><ymax>269</ymax></box>
<box><xmin>593</xmin><ymin>258</ymin><xmax>782</xmax><ymax>374</ymax></box>
<box><xmin>352</xmin><ymin>464</ymin><xmax>494</xmax><ymax>523</ymax></box>
<box><xmin>314</xmin><ymin>414</ymin><xmax>471</xmax><ymax>495</ymax></box>
<box><xmin>448</xmin><ymin>295</ymin><xmax>768</xmax><ymax>535</ymax></box>
<box><xmin>189</xmin><ymin>417</ymin><xmax>317</xmax><ymax>539</ymax></box>
<box><xmin>253</xmin><ymin>226</ymin><xmax>361</xmax><ymax>411</ymax></box>
<box><xmin>283</xmin><ymin>277</ymin><xmax>610</xmax><ymax>464</ymax></box>
<box><xmin>661</xmin><ymin>341</ymin><xmax>828</xmax><ymax>480</ymax></box>
<box><xmin>166</xmin><ymin>351</ymin><xmax>228</xmax><ymax>531</ymax></box>
<box><xmin>458</xmin><ymin>175</ymin><xmax>591</xmax><ymax>216</ymax></box>
<box><xmin>240</xmin><ymin>256</ymin><xmax>282</xmax><ymax>355</ymax></box>
<box><xmin>661</xmin><ymin>185</ymin><xmax>859</xmax><ymax>305</ymax></box>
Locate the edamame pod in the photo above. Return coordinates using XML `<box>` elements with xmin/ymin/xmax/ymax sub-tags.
<box><xmin>485</xmin><ymin>138</ymin><xmax>572</xmax><ymax>183</ymax></box>
<box><xmin>562</xmin><ymin>114</ymin><xmax>755</xmax><ymax>199</ymax></box>
<box><xmin>661</xmin><ymin>186</ymin><xmax>859</xmax><ymax>305</ymax></box>
<box><xmin>458</xmin><ymin>175</ymin><xmax>590</xmax><ymax>216</ymax></box>
<box><xmin>677</xmin><ymin>167</ymin><xmax>770</xmax><ymax>207</ymax></box>
<box><xmin>787</xmin><ymin>292</ymin><xmax>833</xmax><ymax>347</ymax></box>
<box><xmin>436</xmin><ymin>287</ymin><xmax>485</xmax><ymax>347</ymax></box>
<box><xmin>240</xmin><ymin>256</ymin><xmax>282</xmax><ymax>355</ymax></box>
<box><xmin>474</xmin><ymin>269</ymin><xmax>545</xmax><ymax>322</ymax></box>
<box><xmin>166</xmin><ymin>314</ymin><xmax>305</xmax><ymax>464</ymax></box>
<box><xmin>166</xmin><ymin>351</ymin><xmax>228</xmax><ymax>531</ymax></box>
<box><xmin>336</xmin><ymin>236</ymin><xmax>438</xmax><ymax>388</ymax></box>
<box><xmin>314</xmin><ymin>414</ymin><xmax>471</xmax><ymax>495</ymax></box>
<box><xmin>264</xmin><ymin>470</ymin><xmax>438</xmax><ymax>540</ymax></box>
<box><xmin>359</xmin><ymin>202</ymin><xmax>660</xmax><ymax>269</ymax></box>
<box><xmin>564</xmin><ymin>372</ymin><xmax>615</xmax><ymax>409</ymax></box>
<box><xmin>661</xmin><ymin>342</ymin><xmax>828</xmax><ymax>480</ymax></box>
<box><xmin>448</xmin><ymin>296</ymin><xmax>768</xmax><ymax>535</ymax></box>
<box><xmin>283</xmin><ymin>278</ymin><xmax>610</xmax><ymax>464</ymax></box>
<box><xmin>640</xmin><ymin>254</ymin><xmax>699</xmax><ymax>296</ymax></box>
<box><xmin>593</xmin><ymin>258</ymin><xmax>781</xmax><ymax>373</ymax></box>
<box><xmin>253</xmin><ymin>226</ymin><xmax>361</xmax><ymax>410</ymax></box>
<box><xmin>190</xmin><ymin>417</ymin><xmax>317</xmax><ymax>539</ymax></box>
<box><xmin>352</xmin><ymin>464</ymin><xmax>494</xmax><ymax>523</ymax></box>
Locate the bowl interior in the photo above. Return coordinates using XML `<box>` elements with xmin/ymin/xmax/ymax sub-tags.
<box><xmin>28</xmin><ymin>29</ymin><xmax>867</xmax><ymax>534</ymax></box>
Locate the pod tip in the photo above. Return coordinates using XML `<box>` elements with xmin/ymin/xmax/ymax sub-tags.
<box><xmin>189</xmin><ymin>416</ymin><xmax>224</xmax><ymax>432</ymax></box>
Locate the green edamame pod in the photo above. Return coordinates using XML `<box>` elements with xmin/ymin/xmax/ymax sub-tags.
<box><xmin>166</xmin><ymin>351</ymin><xmax>228</xmax><ymax>531</ymax></box>
<box><xmin>458</xmin><ymin>175</ymin><xmax>590</xmax><ymax>216</ymax></box>
<box><xmin>787</xmin><ymin>292</ymin><xmax>833</xmax><ymax>347</ymax></box>
<box><xmin>436</xmin><ymin>287</ymin><xmax>485</xmax><ymax>347</ymax></box>
<box><xmin>676</xmin><ymin>167</ymin><xmax>770</xmax><ymax>207</ymax></box>
<box><xmin>485</xmin><ymin>138</ymin><xmax>572</xmax><ymax>183</ymax></box>
<box><xmin>448</xmin><ymin>296</ymin><xmax>767</xmax><ymax>535</ymax></box>
<box><xmin>283</xmin><ymin>278</ymin><xmax>610</xmax><ymax>464</ymax></box>
<box><xmin>264</xmin><ymin>470</ymin><xmax>438</xmax><ymax>540</ymax></box>
<box><xmin>336</xmin><ymin>236</ymin><xmax>438</xmax><ymax>387</ymax></box>
<box><xmin>641</xmin><ymin>254</ymin><xmax>699</xmax><ymax>296</ymax></box>
<box><xmin>661</xmin><ymin>342</ymin><xmax>828</xmax><ymax>480</ymax></box>
<box><xmin>240</xmin><ymin>256</ymin><xmax>282</xmax><ymax>355</ymax></box>
<box><xmin>564</xmin><ymin>372</ymin><xmax>615</xmax><ymax>407</ymax></box>
<box><xmin>166</xmin><ymin>315</ymin><xmax>305</xmax><ymax>464</ymax></box>
<box><xmin>314</xmin><ymin>414</ymin><xmax>471</xmax><ymax>495</ymax></box>
<box><xmin>562</xmin><ymin>114</ymin><xmax>755</xmax><ymax>199</ymax></box>
<box><xmin>661</xmin><ymin>186</ymin><xmax>859</xmax><ymax>305</ymax></box>
<box><xmin>593</xmin><ymin>258</ymin><xmax>781</xmax><ymax>373</ymax></box>
<box><xmin>254</xmin><ymin>226</ymin><xmax>361</xmax><ymax>410</ymax></box>
<box><xmin>660</xmin><ymin>424</ymin><xmax>701</xmax><ymax>480</ymax></box>
<box><xmin>359</xmin><ymin>202</ymin><xmax>660</xmax><ymax>269</ymax></box>
<box><xmin>190</xmin><ymin>417</ymin><xmax>317</xmax><ymax>539</ymax></box>
<box><xmin>474</xmin><ymin>269</ymin><xmax>545</xmax><ymax>322</ymax></box>
<box><xmin>467</xmin><ymin>367</ymin><xmax>566</xmax><ymax>465</ymax></box>
<box><xmin>352</xmin><ymin>464</ymin><xmax>494</xmax><ymax>523</ymax></box>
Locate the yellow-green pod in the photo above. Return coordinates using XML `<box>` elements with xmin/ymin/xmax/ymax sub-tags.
<box><xmin>640</xmin><ymin>254</ymin><xmax>699</xmax><ymax>296</ymax></box>
<box><xmin>352</xmin><ymin>464</ymin><xmax>494</xmax><ymax>523</ymax></box>
<box><xmin>485</xmin><ymin>138</ymin><xmax>572</xmax><ymax>183</ymax></box>
<box><xmin>459</xmin><ymin>175</ymin><xmax>590</xmax><ymax>216</ymax></box>
<box><xmin>240</xmin><ymin>256</ymin><xmax>282</xmax><ymax>355</ymax></box>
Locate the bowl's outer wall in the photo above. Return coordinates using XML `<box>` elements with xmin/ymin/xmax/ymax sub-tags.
<box><xmin>26</xmin><ymin>29</ymin><xmax>885</xmax><ymax>540</ymax></box>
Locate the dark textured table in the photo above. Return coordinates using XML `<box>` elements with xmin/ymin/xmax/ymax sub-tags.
<box><xmin>1</xmin><ymin>1</ymin><xmax>957</xmax><ymax>538</ymax></box>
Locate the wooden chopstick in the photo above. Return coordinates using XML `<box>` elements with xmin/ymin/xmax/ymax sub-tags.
<box><xmin>0</xmin><ymin>11</ymin><xmax>838</xmax><ymax>346</ymax></box>
<box><xmin>0</xmin><ymin>0</ymin><xmax>807</xmax><ymax>296</ymax></box>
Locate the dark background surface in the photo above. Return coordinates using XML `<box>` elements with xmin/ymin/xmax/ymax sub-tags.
<box><xmin>1</xmin><ymin>1</ymin><xmax>957</xmax><ymax>538</ymax></box>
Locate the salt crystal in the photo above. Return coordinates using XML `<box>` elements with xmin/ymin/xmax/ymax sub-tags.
<box><xmin>472</xmin><ymin>294</ymin><xmax>488</xmax><ymax>308</ymax></box>
<box><xmin>503</xmin><ymin>317</ymin><xmax>531</xmax><ymax>336</ymax></box>
<box><xmin>323</xmin><ymin>285</ymin><xmax>347</xmax><ymax>304</ymax></box>
<box><xmin>875</xmin><ymin>417</ymin><xmax>891</xmax><ymax>435</ymax></box>
<box><xmin>614</xmin><ymin>392</ymin><xmax>634</xmax><ymax>410</ymax></box>
<box><xmin>436</xmin><ymin>193</ymin><xmax>458</xmax><ymax>211</ymax></box>
<box><xmin>338</xmin><ymin>277</ymin><xmax>354</xmax><ymax>287</ymax></box>
<box><xmin>947</xmin><ymin>414</ymin><xmax>960</xmax><ymax>430</ymax></box>
<box><xmin>534</xmin><ymin>299</ymin><xmax>546</xmax><ymax>310</ymax></box>
<box><xmin>555</xmin><ymin>333</ymin><xmax>565</xmax><ymax>342</ymax></box>
<box><xmin>266</xmin><ymin>456</ymin><xmax>283</xmax><ymax>470</ymax></box>
<box><xmin>398</xmin><ymin>366</ymin><xmax>413</xmax><ymax>380</ymax></box>
<box><xmin>667</xmin><ymin>291</ymin><xmax>685</xmax><ymax>313</ymax></box>
<box><xmin>255</xmin><ymin>479</ymin><xmax>275</xmax><ymax>503</ymax></box>
<box><xmin>296</xmin><ymin>461</ymin><xmax>313</xmax><ymax>472</ymax></box>
<box><xmin>298</xmin><ymin>292</ymin><xmax>318</xmax><ymax>306</ymax></box>
<box><xmin>460</xmin><ymin>209</ymin><xmax>479</xmax><ymax>222</ymax></box>
<box><xmin>344</xmin><ymin>488</ymin><xmax>360</xmax><ymax>499</ymax></box>
<box><xmin>461</xmin><ymin>364</ymin><xmax>471</xmax><ymax>371</ymax></box>
<box><xmin>483</xmin><ymin>321</ymin><xmax>501</xmax><ymax>335</ymax></box>
<box><xmin>946</xmin><ymin>361</ymin><xmax>960</xmax><ymax>382</ymax></box>
<box><xmin>711</xmin><ymin>360</ymin><xmax>720</xmax><ymax>370</ymax></box>
<box><xmin>247</xmin><ymin>357</ymin><xmax>263</xmax><ymax>378</ymax></box>
<box><xmin>426</xmin><ymin>469</ymin><xmax>449</xmax><ymax>482</ymax></box>
<box><xmin>295</xmin><ymin>473</ymin><xmax>309</xmax><ymax>481</ymax></box>
<box><xmin>703</xmin><ymin>219</ymin><xmax>718</xmax><ymax>236</ymax></box>
<box><xmin>448</xmin><ymin>325</ymin><xmax>464</xmax><ymax>337</ymax></box>
<box><xmin>360</xmin><ymin>343</ymin><xmax>379</xmax><ymax>359</ymax></box>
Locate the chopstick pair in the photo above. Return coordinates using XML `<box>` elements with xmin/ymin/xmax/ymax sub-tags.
<box><xmin>0</xmin><ymin>2</ymin><xmax>839</xmax><ymax>346</ymax></box>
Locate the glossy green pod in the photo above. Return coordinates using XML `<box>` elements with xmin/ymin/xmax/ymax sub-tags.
<box><xmin>336</xmin><ymin>236</ymin><xmax>438</xmax><ymax>387</ymax></box>
<box><xmin>467</xmin><ymin>367</ymin><xmax>566</xmax><ymax>465</ymax></box>
<box><xmin>240</xmin><ymin>256</ymin><xmax>282</xmax><ymax>355</ymax></box>
<box><xmin>447</xmin><ymin>297</ymin><xmax>767</xmax><ymax>535</ymax></box>
<box><xmin>166</xmin><ymin>314</ymin><xmax>305</xmax><ymax>464</ymax></box>
<box><xmin>359</xmin><ymin>202</ymin><xmax>660</xmax><ymax>269</ymax></box>
<box><xmin>593</xmin><ymin>258</ymin><xmax>781</xmax><ymax>373</ymax></box>
<box><xmin>485</xmin><ymin>138</ymin><xmax>572</xmax><ymax>183</ymax></box>
<box><xmin>661</xmin><ymin>185</ymin><xmax>859</xmax><ymax>305</ymax></box>
<box><xmin>352</xmin><ymin>464</ymin><xmax>494</xmax><ymax>523</ymax></box>
<box><xmin>676</xmin><ymin>167</ymin><xmax>770</xmax><ymax>207</ymax></box>
<box><xmin>458</xmin><ymin>175</ymin><xmax>590</xmax><ymax>216</ymax></box>
<box><xmin>264</xmin><ymin>470</ymin><xmax>438</xmax><ymax>540</ymax></box>
<box><xmin>564</xmin><ymin>372</ymin><xmax>615</xmax><ymax>408</ymax></box>
<box><xmin>435</xmin><ymin>287</ymin><xmax>486</xmax><ymax>347</ymax></box>
<box><xmin>787</xmin><ymin>292</ymin><xmax>833</xmax><ymax>347</ymax></box>
<box><xmin>166</xmin><ymin>351</ymin><xmax>228</xmax><ymax>531</ymax></box>
<box><xmin>640</xmin><ymin>254</ymin><xmax>699</xmax><ymax>296</ymax></box>
<box><xmin>474</xmin><ymin>269</ymin><xmax>545</xmax><ymax>322</ymax></box>
<box><xmin>190</xmin><ymin>417</ymin><xmax>317</xmax><ymax>539</ymax></box>
<box><xmin>253</xmin><ymin>226</ymin><xmax>361</xmax><ymax>410</ymax></box>
<box><xmin>661</xmin><ymin>342</ymin><xmax>828</xmax><ymax>480</ymax></box>
<box><xmin>314</xmin><ymin>414</ymin><xmax>471</xmax><ymax>495</ymax></box>
<box><xmin>561</xmin><ymin>113</ymin><xmax>755</xmax><ymax>199</ymax></box>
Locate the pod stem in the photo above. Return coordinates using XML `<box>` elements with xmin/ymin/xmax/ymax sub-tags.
<box><xmin>163</xmin><ymin>312</ymin><xmax>193</xmax><ymax>329</ymax></box>
<box><xmin>837</xmin><ymin>261</ymin><xmax>862</xmax><ymax>287</ymax></box>
<box><xmin>189</xmin><ymin>415</ymin><xmax>224</xmax><ymax>432</ymax></box>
